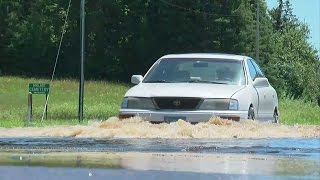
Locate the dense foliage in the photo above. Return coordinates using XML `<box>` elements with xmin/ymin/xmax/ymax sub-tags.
<box><xmin>0</xmin><ymin>0</ymin><xmax>319</xmax><ymax>105</ymax></box>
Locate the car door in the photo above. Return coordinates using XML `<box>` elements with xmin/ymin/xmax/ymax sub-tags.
<box><xmin>249</xmin><ymin>59</ymin><xmax>274</xmax><ymax>119</ymax></box>
<box><xmin>247</xmin><ymin>59</ymin><xmax>262</xmax><ymax>118</ymax></box>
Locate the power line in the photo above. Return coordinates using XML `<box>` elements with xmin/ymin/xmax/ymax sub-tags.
<box><xmin>41</xmin><ymin>0</ymin><xmax>72</xmax><ymax>122</ymax></box>
<box><xmin>159</xmin><ymin>0</ymin><xmax>239</xmax><ymax>17</ymax></box>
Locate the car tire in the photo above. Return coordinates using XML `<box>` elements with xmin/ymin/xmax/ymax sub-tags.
<box><xmin>273</xmin><ymin>110</ymin><xmax>279</xmax><ymax>124</ymax></box>
<box><xmin>248</xmin><ymin>106</ymin><xmax>255</xmax><ymax>120</ymax></box>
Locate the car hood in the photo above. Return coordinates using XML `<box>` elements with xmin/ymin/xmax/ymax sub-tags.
<box><xmin>125</xmin><ymin>83</ymin><xmax>245</xmax><ymax>99</ymax></box>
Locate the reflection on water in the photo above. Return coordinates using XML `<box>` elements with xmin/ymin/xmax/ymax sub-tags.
<box><xmin>0</xmin><ymin>151</ymin><xmax>319</xmax><ymax>177</ymax></box>
<box><xmin>0</xmin><ymin>117</ymin><xmax>319</xmax><ymax>138</ymax></box>
<box><xmin>0</xmin><ymin>137</ymin><xmax>319</xmax><ymax>177</ymax></box>
<box><xmin>275</xmin><ymin>158</ymin><xmax>320</xmax><ymax>177</ymax></box>
<box><xmin>0</xmin><ymin>152</ymin><xmax>122</xmax><ymax>169</ymax></box>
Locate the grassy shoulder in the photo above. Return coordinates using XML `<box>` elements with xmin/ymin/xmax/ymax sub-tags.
<box><xmin>0</xmin><ymin>76</ymin><xmax>319</xmax><ymax>127</ymax></box>
<box><xmin>279</xmin><ymin>99</ymin><xmax>320</xmax><ymax>125</ymax></box>
<box><xmin>0</xmin><ymin>76</ymin><xmax>128</xmax><ymax>127</ymax></box>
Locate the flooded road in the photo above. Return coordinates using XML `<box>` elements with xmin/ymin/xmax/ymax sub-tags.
<box><xmin>0</xmin><ymin>118</ymin><xmax>319</xmax><ymax>179</ymax></box>
<box><xmin>0</xmin><ymin>117</ymin><xmax>319</xmax><ymax>138</ymax></box>
<box><xmin>0</xmin><ymin>137</ymin><xmax>319</xmax><ymax>179</ymax></box>
<box><xmin>0</xmin><ymin>137</ymin><xmax>319</xmax><ymax>157</ymax></box>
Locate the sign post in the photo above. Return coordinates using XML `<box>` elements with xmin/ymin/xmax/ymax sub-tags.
<box><xmin>27</xmin><ymin>83</ymin><xmax>50</xmax><ymax>125</ymax></box>
<box><xmin>26</xmin><ymin>92</ymin><xmax>32</xmax><ymax>127</ymax></box>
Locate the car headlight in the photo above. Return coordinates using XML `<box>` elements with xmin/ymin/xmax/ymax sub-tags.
<box><xmin>121</xmin><ymin>97</ymin><xmax>155</xmax><ymax>109</ymax></box>
<box><xmin>199</xmin><ymin>99</ymin><xmax>238</xmax><ymax>110</ymax></box>
<box><xmin>229</xmin><ymin>99</ymin><xmax>238</xmax><ymax>110</ymax></box>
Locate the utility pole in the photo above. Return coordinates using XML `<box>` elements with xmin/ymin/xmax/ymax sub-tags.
<box><xmin>79</xmin><ymin>0</ymin><xmax>85</xmax><ymax>122</ymax></box>
<box><xmin>256</xmin><ymin>0</ymin><xmax>260</xmax><ymax>62</ymax></box>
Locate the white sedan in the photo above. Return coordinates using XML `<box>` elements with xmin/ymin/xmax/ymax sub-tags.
<box><xmin>119</xmin><ymin>53</ymin><xmax>279</xmax><ymax>123</ymax></box>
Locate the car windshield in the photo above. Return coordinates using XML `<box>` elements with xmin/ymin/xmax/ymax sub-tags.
<box><xmin>143</xmin><ymin>58</ymin><xmax>246</xmax><ymax>85</ymax></box>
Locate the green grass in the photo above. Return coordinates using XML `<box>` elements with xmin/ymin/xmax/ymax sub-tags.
<box><xmin>0</xmin><ymin>76</ymin><xmax>129</xmax><ymax>127</ymax></box>
<box><xmin>279</xmin><ymin>99</ymin><xmax>320</xmax><ymax>125</ymax></box>
<box><xmin>0</xmin><ymin>76</ymin><xmax>319</xmax><ymax>127</ymax></box>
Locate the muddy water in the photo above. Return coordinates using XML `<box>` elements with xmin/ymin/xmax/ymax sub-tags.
<box><xmin>0</xmin><ymin>137</ymin><xmax>319</xmax><ymax>178</ymax></box>
<box><xmin>0</xmin><ymin>116</ymin><xmax>319</xmax><ymax>179</ymax></box>
<box><xmin>0</xmin><ymin>117</ymin><xmax>319</xmax><ymax>138</ymax></box>
<box><xmin>0</xmin><ymin>138</ymin><xmax>319</xmax><ymax>157</ymax></box>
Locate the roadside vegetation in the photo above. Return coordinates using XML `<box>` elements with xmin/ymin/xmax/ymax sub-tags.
<box><xmin>279</xmin><ymin>99</ymin><xmax>320</xmax><ymax>125</ymax></box>
<box><xmin>0</xmin><ymin>0</ymin><xmax>319</xmax><ymax>127</ymax></box>
<box><xmin>0</xmin><ymin>77</ymin><xmax>319</xmax><ymax>128</ymax></box>
<box><xmin>0</xmin><ymin>76</ymin><xmax>128</xmax><ymax>127</ymax></box>
<box><xmin>1</xmin><ymin>0</ymin><xmax>319</xmax><ymax>106</ymax></box>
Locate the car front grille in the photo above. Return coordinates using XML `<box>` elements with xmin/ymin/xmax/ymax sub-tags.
<box><xmin>153</xmin><ymin>97</ymin><xmax>202</xmax><ymax>110</ymax></box>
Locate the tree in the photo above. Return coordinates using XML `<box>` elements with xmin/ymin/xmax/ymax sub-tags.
<box><xmin>268</xmin><ymin>0</ymin><xmax>320</xmax><ymax>104</ymax></box>
<box><xmin>0</xmin><ymin>0</ymin><xmax>319</xmax><ymax>105</ymax></box>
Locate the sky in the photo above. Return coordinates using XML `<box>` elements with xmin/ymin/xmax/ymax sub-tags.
<box><xmin>266</xmin><ymin>0</ymin><xmax>320</xmax><ymax>54</ymax></box>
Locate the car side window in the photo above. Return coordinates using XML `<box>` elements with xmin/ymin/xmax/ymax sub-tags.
<box><xmin>247</xmin><ymin>60</ymin><xmax>257</xmax><ymax>80</ymax></box>
<box><xmin>250</xmin><ymin>59</ymin><xmax>265</xmax><ymax>77</ymax></box>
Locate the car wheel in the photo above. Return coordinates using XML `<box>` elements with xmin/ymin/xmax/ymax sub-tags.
<box><xmin>273</xmin><ymin>110</ymin><xmax>279</xmax><ymax>124</ymax></box>
<box><xmin>248</xmin><ymin>106</ymin><xmax>255</xmax><ymax>120</ymax></box>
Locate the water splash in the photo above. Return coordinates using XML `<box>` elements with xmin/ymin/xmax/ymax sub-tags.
<box><xmin>0</xmin><ymin>117</ymin><xmax>319</xmax><ymax>138</ymax></box>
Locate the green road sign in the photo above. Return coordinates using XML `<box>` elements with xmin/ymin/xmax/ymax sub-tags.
<box><xmin>29</xmin><ymin>83</ymin><xmax>50</xmax><ymax>94</ymax></box>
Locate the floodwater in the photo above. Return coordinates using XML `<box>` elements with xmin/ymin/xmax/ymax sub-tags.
<box><xmin>0</xmin><ymin>117</ymin><xmax>319</xmax><ymax>179</ymax></box>
<box><xmin>0</xmin><ymin>117</ymin><xmax>319</xmax><ymax>138</ymax></box>
<box><xmin>0</xmin><ymin>138</ymin><xmax>319</xmax><ymax>179</ymax></box>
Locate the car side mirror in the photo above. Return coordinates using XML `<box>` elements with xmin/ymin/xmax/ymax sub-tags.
<box><xmin>131</xmin><ymin>75</ymin><xmax>143</xmax><ymax>84</ymax></box>
<box><xmin>253</xmin><ymin>77</ymin><xmax>269</xmax><ymax>87</ymax></box>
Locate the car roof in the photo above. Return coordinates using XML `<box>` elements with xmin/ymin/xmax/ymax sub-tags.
<box><xmin>160</xmin><ymin>53</ymin><xmax>248</xmax><ymax>61</ymax></box>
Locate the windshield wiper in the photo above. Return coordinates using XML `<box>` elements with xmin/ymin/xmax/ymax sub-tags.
<box><xmin>144</xmin><ymin>80</ymin><xmax>170</xmax><ymax>83</ymax></box>
<box><xmin>186</xmin><ymin>80</ymin><xmax>227</xmax><ymax>84</ymax></box>
<box><xmin>144</xmin><ymin>79</ymin><xmax>227</xmax><ymax>84</ymax></box>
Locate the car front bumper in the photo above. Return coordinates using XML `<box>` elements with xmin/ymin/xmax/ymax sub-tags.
<box><xmin>119</xmin><ymin>109</ymin><xmax>248</xmax><ymax>122</ymax></box>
